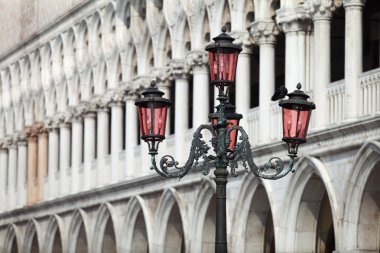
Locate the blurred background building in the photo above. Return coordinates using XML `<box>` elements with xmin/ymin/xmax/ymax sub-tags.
<box><xmin>0</xmin><ymin>0</ymin><xmax>379</xmax><ymax>252</ymax></box>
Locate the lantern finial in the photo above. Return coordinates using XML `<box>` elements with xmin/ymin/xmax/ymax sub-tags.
<box><xmin>150</xmin><ymin>80</ymin><xmax>156</xmax><ymax>88</ymax></box>
<box><xmin>221</xmin><ymin>26</ymin><xmax>227</xmax><ymax>33</ymax></box>
<box><xmin>296</xmin><ymin>83</ymin><xmax>302</xmax><ymax>90</ymax></box>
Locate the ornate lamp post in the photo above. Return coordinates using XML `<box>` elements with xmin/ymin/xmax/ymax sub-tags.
<box><xmin>135</xmin><ymin>27</ymin><xmax>315</xmax><ymax>253</ymax></box>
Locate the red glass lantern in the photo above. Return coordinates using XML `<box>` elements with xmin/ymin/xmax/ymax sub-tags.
<box><xmin>209</xmin><ymin>102</ymin><xmax>242</xmax><ymax>150</ymax></box>
<box><xmin>205</xmin><ymin>27</ymin><xmax>242</xmax><ymax>94</ymax></box>
<box><xmin>279</xmin><ymin>83</ymin><xmax>315</xmax><ymax>155</ymax></box>
<box><xmin>135</xmin><ymin>81</ymin><xmax>171</xmax><ymax>153</ymax></box>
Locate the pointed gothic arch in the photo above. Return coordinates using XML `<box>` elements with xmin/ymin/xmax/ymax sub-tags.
<box><xmin>67</xmin><ymin>209</ymin><xmax>89</xmax><ymax>253</ymax></box>
<box><xmin>23</xmin><ymin>219</ymin><xmax>40</xmax><ymax>253</ymax></box>
<box><xmin>3</xmin><ymin>224</ymin><xmax>20</xmax><ymax>253</ymax></box>
<box><xmin>120</xmin><ymin>195</ymin><xmax>151</xmax><ymax>252</ymax></box>
<box><xmin>342</xmin><ymin>141</ymin><xmax>380</xmax><ymax>250</ymax></box>
<box><xmin>92</xmin><ymin>203</ymin><xmax>118</xmax><ymax>253</ymax></box>
<box><xmin>154</xmin><ymin>187</ymin><xmax>187</xmax><ymax>253</ymax></box>
<box><xmin>43</xmin><ymin>215</ymin><xmax>64</xmax><ymax>253</ymax></box>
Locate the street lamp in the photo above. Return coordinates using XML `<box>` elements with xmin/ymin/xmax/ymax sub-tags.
<box><xmin>135</xmin><ymin>27</ymin><xmax>315</xmax><ymax>253</ymax></box>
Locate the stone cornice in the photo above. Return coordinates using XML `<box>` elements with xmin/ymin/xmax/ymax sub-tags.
<box><xmin>276</xmin><ymin>7</ymin><xmax>313</xmax><ymax>33</ymax></box>
<box><xmin>249</xmin><ymin>21</ymin><xmax>279</xmax><ymax>45</ymax></box>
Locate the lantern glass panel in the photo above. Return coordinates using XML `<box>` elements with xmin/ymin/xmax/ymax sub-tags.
<box><xmin>282</xmin><ymin>107</ymin><xmax>312</xmax><ymax>142</ymax></box>
<box><xmin>138</xmin><ymin>104</ymin><xmax>168</xmax><ymax>141</ymax></box>
<box><xmin>209</xmin><ymin>49</ymin><xmax>239</xmax><ymax>82</ymax></box>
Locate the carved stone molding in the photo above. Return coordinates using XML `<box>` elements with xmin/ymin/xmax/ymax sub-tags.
<box><xmin>44</xmin><ymin>117</ymin><xmax>60</xmax><ymax>132</ymax></box>
<box><xmin>92</xmin><ymin>96</ymin><xmax>111</xmax><ymax>112</ymax></box>
<box><xmin>249</xmin><ymin>21</ymin><xmax>279</xmax><ymax>45</ymax></box>
<box><xmin>150</xmin><ymin>67</ymin><xmax>170</xmax><ymax>87</ymax></box>
<box><xmin>343</xmin><ymin>0</ymin><xmax>365</xmax><ymax>8</ymax></box>
<box><xmin>106</xmin><ymin>89</ymin><xmax>126</xmax><ymax>107</ymax></box>
<box><xmin>169</xmin><ymin>59</ymin><xmax>188</xmax><ymax>80</ymax></box>
<box><xmin>229</xmin><ymin>31</ymin><xmax>254</xmax><ymax>52</ymax></box>
<box><xmin>57</xmin><ymin>112</ymin><xmax>73</xmax><ymax>127</ymax></box>
<box><xmin>34</xmin><ymin>122</ymin><xmax>48</xmax><ymax>136</ymax></box>
<box><xmin>304</xmin><ymin>0</ymin><xmax>343</xmax><ymax>19</ymax></box>
<box><xmin>124</xmin><ymin>90</ymin><xmax>139</xmax><ymax>101</ymax></box>
<box><xmin>25</xmin><ymin>125</ymin><xmax>39</xmax><ymax>142</ymax></box>
<box><xmin>133</xmin><ymin>75</ymin><xmax>153</xmax><ymax>91</ymax></box>
<box><xmin>185</xmin><ymin>51</ymin><xmax>209</xmax><ymax>71</ymax></box>
<box><xmin>276</xmin><ymin>7</ymin><xmax>313</xmax><ymax>33</ymax></box>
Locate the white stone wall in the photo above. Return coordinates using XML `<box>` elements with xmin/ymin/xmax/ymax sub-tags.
<box><xmin>0</xmin><ymin>0</ymin><xmax>379</xmax><ymax>252</ymax></box>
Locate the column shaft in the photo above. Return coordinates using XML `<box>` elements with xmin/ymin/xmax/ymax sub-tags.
<box><xmin>285</xmin><ymin>31</ymin><xmax>299</xmax><ymax>91</ymax></box>
<box><xmin>125</xmin><ymin>98</ymin><xmax>138</xmax><ymax>177</ymax></box>
<box><xmin>37</xmin><ymin>131</ymin><xmax>48</xmax><ymax>202</ymax></box>
<box><xmin>175</xmin><ymin>78</ymin><xmax>189</xmax><ymax>163</ymax></box>
<box><xmin>27</xmin><ymin>136</ymin><xmax>38</xmax><ymax>204</ymax></box>
<box><xmin>7</xmin><ymin>145</ymin><xmax>17</xmax><ymax>209</ymax></box>
<box><xmin>344</xmin><ymin>2</ymin><xmax>363</xmax><ymax>119</ymax></box>
<box><xmin>84</xmin><ymin>113</ymin><xmax>96</xmax><ymax>189</ymax></box>
<box><xmin>235</xmin><ymin>50</ymin><xmax>251</xmax><ymax>118</ymax></box>
<box><xmin>192</xmin><ymin>67</ymin><xmax>210</xmax><ymax>127</ymax></box>
<box><xmin>313</xmin><ymin>16</ymin><xmax>331</xmax><ymax>128</ymax></box>
<box><xmin>111</xmin><ymin>104</ymin><xmax>124</xmax><ymax>153</ymax></box>
<box><xmin>71</xmin><ymin>119</ymin><xmax>83</xmax><ymax>193</ymax></box>
<box><xmin>17</xmin><ymin>141</ymin><xmax>27</xmax><ymax>207</ymax></box>
<box><xmin>97</xmin><ymin>109</ymin><xmax>110</xmax><ymax>158</ymax></box>
<box><xmin>259</xmin><ymin>43</ymin><xmax>276</xmax><ymax>143</ymax></box>
<box><xmin>48</xmin><ymin>129</ymin><xmax>59</xmax><ymax>199</ymax></box>
<box><xmin>59</xmin><ymin>124</ymin><xmax>71</xmax><ymax>196</ymax></box>
<box><xmin>0</xmin><ymin>149</ymin><xmax>8</xmax><ymax>211</ymax></box>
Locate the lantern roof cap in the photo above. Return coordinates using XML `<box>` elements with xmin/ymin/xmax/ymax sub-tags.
<box><xmin>135</xmin><ymin>80</ymin><xmax>171</xmax><ymax>106</ymax></box>
<box><xmin>279</xmin><ymin>83</ymin><xmax>316</xmax><ymax>109</ymax></box>
<box><xmin>205</xmin><ymin>26</ymin><xmax>242</xmax><ymax>52</ymax></box>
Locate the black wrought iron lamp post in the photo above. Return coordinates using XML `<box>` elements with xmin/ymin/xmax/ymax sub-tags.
<box><xmin>135</xmin><ymin>27</ymin><xmax>315</xmax><ymax>253</ymax></box>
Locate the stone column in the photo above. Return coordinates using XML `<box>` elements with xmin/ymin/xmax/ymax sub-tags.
<box><xmin>25</xmin><ymin>126</ymin><xmax>38</xmax><ymax>205</ymax></box>
<box><xmin>277</xmin><ymin>8</ymin><xmax>312</xmax><ymax>91</ymax></box>
<box><xmin>0</xmin><ymin>142</ymin><xmax>8</xmax><ymax>211</ymax></box>
<box><xmin>59</xmin><ymin>117</ymin><xmax>71</xmax><ymax>196</ymax></box>
<box><xmin>83</xmin><ymin>104</ymin><xmax>96</xmax><ymax>190</ymax></box>
<box><xmin>16</xmin><ymin>136</ymin><xmax>27</xmax><ymax>207</ymax></box>
<box><xmin>233</xmin><ymin>32</ymin><xmax>253</xmax><ymax>125</ymax></box>
<box><xmin>250</xmin><ymin>21</ymin><xmax>278</xmax><ymax>143</ymax></box>
<box><xmin>36</xmin><ymin>122</ymin><xmax>48</xmax><ymax>202</ymax></box>
<box><xmin>46</xmin><ymin>119</ymin><xmax>59</xmax><ymax>199</ymax></box>
<box><xmin>108</xmin><ymin>90</ymin><xmax>125</xmax><ymax>183</ymax></box>
<box><xmin>308</xmin><ymin>2</ymin><xmax>339</xmax><ymax>128</ymax></box>
<box><xmin>186</xmin><ymin>51</ymin><xmax>210</xmax><ymax>127</ymax></box>
<box><xmin>95</xmin><ymin>97</ymin><xmax>110</xmax><ymax>185</ymax></box>
<box><xmin>344</xmin><ymin>0</ymin><xmax>364</xmax><ymax>119</ymax></box>
<box><xmin>125</xmin><ymin>93</ymin><xmax>138</xmax><ymax>177</ymax></box>
<box><xmin>7</xmin><ymin>138</ymin><xmax>17</xmax><ymax>209</ymax></box>
<box><xmin>170</xmin><ymin>60</ymin><xmax>189</xmax><ymax>163</ymax></box>
<box><xmin>71</xmin><ymin>111</ymin><xmax>83</xmax><ymax>193</ymax></box>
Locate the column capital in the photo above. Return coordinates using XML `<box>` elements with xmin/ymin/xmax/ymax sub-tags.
<box><xmin>185</xmin><ymin>50</ymin><xmax>209</xmax><ymax>71</ymax></box>
<box><xmin>229</xmin><ymin>31</ymin><xmax>254</xmax><ymax>53</ymax></box>
<box><xmin>45</xmin><ymin>117</ymin><xmax>60</xmax><ymax>132</ymax></box>
<box><xmin>276</xmin><ymin>7</ymin><xmax>313</xmax><ymax>33</ymax></box>
<box><xmin>305</xmin><ymin>0</ymin><xmax>343</xmax><ymax>20</ymax></box>
<box><xmin>249</xmin><ymin>20</ymin><xmax>279</xmax><ymax>45</ymax></box>
<box><xmin>24</xmin><ymin>125</ymin><xmax>39</xmax><ymax>142</ymax></box>
<box><xmin>15</xmin><ymin>132</ymin><xmax>27</xmax><ymax>146</ymax></box>
<box><xmin>57</xmin><ymin>112</ymin><xmax>73</xmax><ymax>128</ymax></box>
<box><xmin>124</xmin><ymin>90</ymin><xmax>139</xmax><ymax>101</ymax></box>
<box><xmin>150</xmin><ymin>67</ymin><xmax>171</xmax><ymax>87</ymax></box>
<box><xmin>343</xmin><ymin>0</ymin><xmax>365</xmax><ymax>8</ymax></box>
<box><xmin>169</xmin><ymin>59</ymin><xmax>189</xmax><ymax>80</ymax></box>
<box><xmin>34</xmin><ymin>122</ymin><xmax>48</xmax><ymax>136</ymax></box>
<box><xmin>91</xmin><ymin>96</ymin><xmax>111</xmax><ymax>112</ymax></box>
<box><xmin>132</xmin><ymin>75</ymin><xmax>153</xmax><ymax>91</ymax></box>
<box><xmin>106</xmin><ymin>89</ymin><xmax>126</xmax><ymax>107</ymax></box>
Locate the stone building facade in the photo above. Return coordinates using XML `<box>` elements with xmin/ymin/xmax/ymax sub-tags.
<box><xmin>0</xmin><ymin>0</ymin><xmax>379</xmax><ymax>252</ymax></box>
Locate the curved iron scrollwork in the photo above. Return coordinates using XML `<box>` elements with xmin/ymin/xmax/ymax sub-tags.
<box><xmin>150</xmin><ymin>123</ymin><xmax>296</xmax><ymax>180</ymax></box>
<box><xmin>227</xmin><ymin>126</ymin><xmax>296</xmax><ymax>180</ymax></box>
<box><xmin>150</xmin><ymin>125</ymin><xmax>216</xmax><ymax>179</ymax></box>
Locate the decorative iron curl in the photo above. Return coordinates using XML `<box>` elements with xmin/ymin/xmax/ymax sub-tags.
<box><xmin>150</xmin><ymin>125</ymin><xmax>216</xmax><ymax>179</ymax></box>
<box><xmin>227</xmin><ymin>126</ymin><xmax>296</xmax><ymax>180</ymax></box>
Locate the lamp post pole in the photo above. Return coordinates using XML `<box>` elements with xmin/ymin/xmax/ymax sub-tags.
<box><xmin>135</xmin><ymin>28</ymin><xmax>315</xmax><ymax>253</ymax></box>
